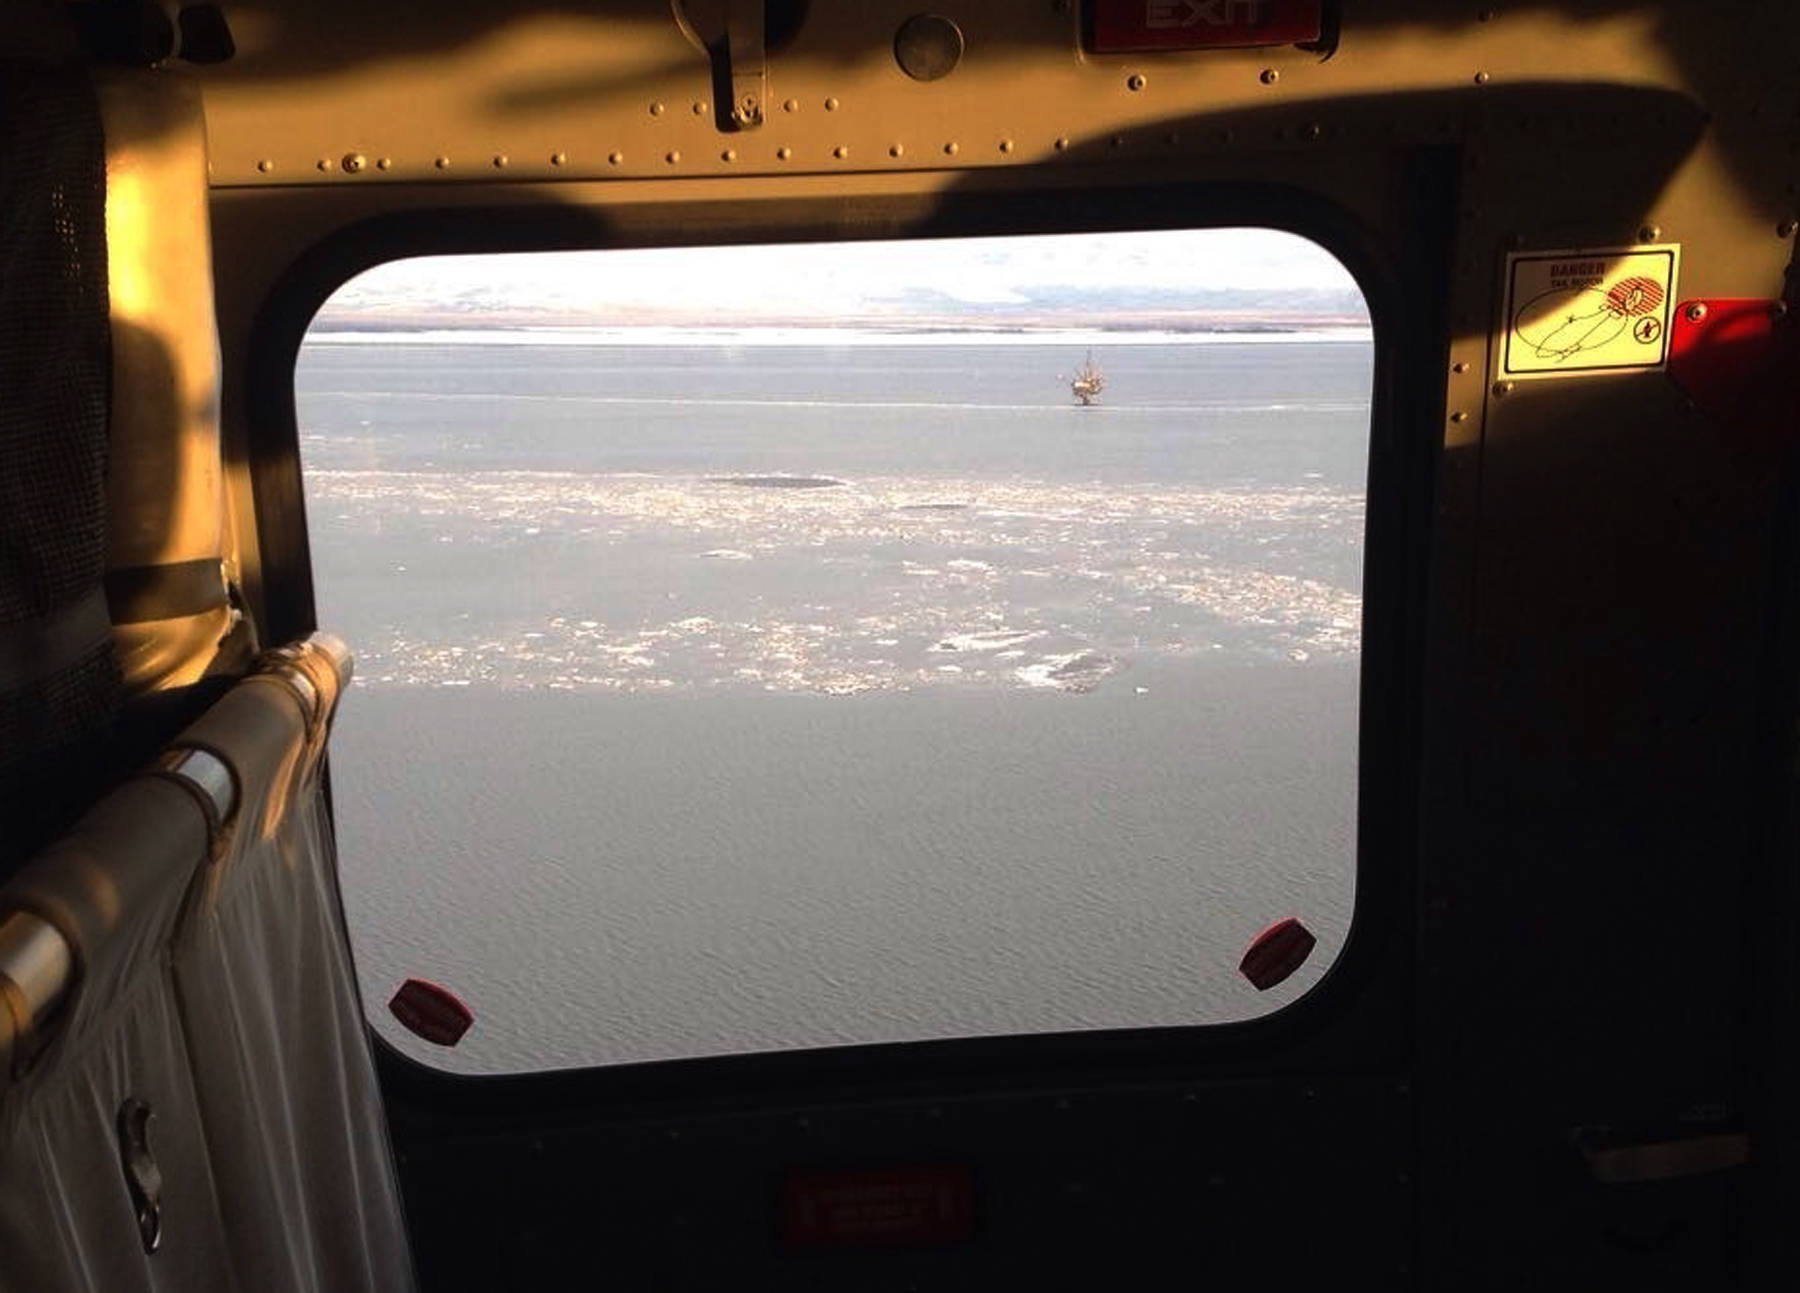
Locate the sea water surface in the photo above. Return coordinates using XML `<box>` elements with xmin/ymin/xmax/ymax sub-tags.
<box><xmin>297</xmin><ymin>337</ymin><xmax>1370</xmax><ymax>1073</ymax></box>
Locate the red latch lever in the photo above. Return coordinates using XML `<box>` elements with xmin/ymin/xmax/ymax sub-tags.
<box><xmin>1239</xmin><ymin>916</ymin><xmax>1317</xmax><ymax>990</ymax></box>
<box><xmin>389</xmin><ymin>977</ymin><xmax>474</xmax><ymax>1046</ymax></box>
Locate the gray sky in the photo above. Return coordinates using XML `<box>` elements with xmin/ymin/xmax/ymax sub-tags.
<box><xmin>326</xmin><ymin>227</ymin><xmax>1364</xmax><ymax>320</ymax></box>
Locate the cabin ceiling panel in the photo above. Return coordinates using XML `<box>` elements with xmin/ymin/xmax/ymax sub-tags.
<box><xmin>194</xmin><ymin>1</ymin><xmax>1708</xmax><ymax>189</ymax></box>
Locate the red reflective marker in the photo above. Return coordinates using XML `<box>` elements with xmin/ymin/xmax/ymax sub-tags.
<box><xmin>1239</xmin><ymin>916</ymin><xmax>1316</xmax><ymax>990</ymax></box>
<box><xmin>389</xmin><ymin>978</ymin><xmax>474</xmax><ymax>1046</ymax></box>
<box><xmin>1089</xmin><ymin>0</ymin><xmax>1323</xmax><ymax>53</ymax></box>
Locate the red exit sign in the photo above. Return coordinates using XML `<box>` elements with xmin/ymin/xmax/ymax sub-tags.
<box><xmin>1088</xmin><ymin>0</ymin><xmax>1323</xmax><ymax>52</ymax></box>
<box><xmin>780</xmin><ymin>1166</ymin><xmax>976</xmax><ymax>1250</ymax></box>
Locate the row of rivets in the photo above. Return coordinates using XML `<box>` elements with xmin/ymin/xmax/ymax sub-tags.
<box><xmin>264</xmin><ymin>57</ymin><xmax>1367</xmax><ymax>177</ymax></box>
<box><xmin>645</xmin><ymin>96</ymin><xmax>839</xmax><ymax>117</ymax></box>
<box><xmin>261</xmin><ymin>119</ymin><xmax>1352</xmax><ymax>177</ymax></box>
<box><xmin>1114</xmin><ymin>69</ymin><xmax>1284</xmax><ymax>90</ymax></box>
<box><xmin>274</xmin><ymin>141</ymin><xmax>1034</xmax><ymax>174</ymax></box>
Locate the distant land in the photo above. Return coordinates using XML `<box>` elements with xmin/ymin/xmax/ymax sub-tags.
<box><xmin>312</xmin><ymin>283</ymin><xmax>1369</xmax><ymax>335</ymax></box>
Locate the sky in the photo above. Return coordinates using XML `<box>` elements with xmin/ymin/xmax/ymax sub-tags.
<box><xmin>323</xmin><ymin>227</ymin><xmax>1365</xmax><ymax>322</ymax></box>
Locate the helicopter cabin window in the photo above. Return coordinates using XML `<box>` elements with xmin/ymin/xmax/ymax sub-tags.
<box><xmin>296</xmin><ymin>229</ymin><xmax>1372</xmax><ymax>1074</ymax></box>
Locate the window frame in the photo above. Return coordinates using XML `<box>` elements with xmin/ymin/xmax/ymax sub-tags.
<box><xmin>245</xmin><ymin>173</ymin><xmax>1443</xmax><ymax>1111</ymax></box>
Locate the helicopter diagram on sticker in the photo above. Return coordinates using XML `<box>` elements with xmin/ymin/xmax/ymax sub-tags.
<box><xmin>1515</xmin><ymin>275</ymin><xmax>1665</xmax><ymax>362</ymax></box>
<box><xmin>1502</xmin><ymin>246</ymin><xmax>1679</xmax><ymax>378</ymax></box>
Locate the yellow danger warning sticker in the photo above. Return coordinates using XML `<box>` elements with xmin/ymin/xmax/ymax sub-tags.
<box><xmin>1501</xmin><ymin>244</ymin><xmax>1680</xmax><ymax>378</ymax></box>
